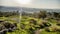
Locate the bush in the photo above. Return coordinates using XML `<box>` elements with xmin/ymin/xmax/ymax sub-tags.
<box><xmin>29</xmin><ymin>19</ymin><xmax>37</xmax><ymax>25</ymax></box>
<box><xmin>39</xmin><ymin>21</ymin><xmax>51</xmax><ymax>29</ymax></box>
<box><xmin>45</xmin><ymin>26</ymin><xmax>60</xmax><ymax>32</ymax></box>
<box><xmin>57</xmin><ymin>22</ymin><xmax>60</xmax><ymax>26</ymax></box>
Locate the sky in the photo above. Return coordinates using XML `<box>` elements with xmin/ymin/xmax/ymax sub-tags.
<box><xmin>0</xmin><ymin>0</ymin><xmax>60</xmax><ymax>9</ymax></box>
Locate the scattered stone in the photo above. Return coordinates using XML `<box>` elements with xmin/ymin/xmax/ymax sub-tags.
<box><xmin>0</xmin><ymin>20</ymin><xmax>17</xmax><ymax>34</ymax></box>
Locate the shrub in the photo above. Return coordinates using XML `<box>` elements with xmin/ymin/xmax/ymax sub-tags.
<box><xmin>29</xmin><ymin>19</ymin><xmax>37</xmax><ymax>25</ymax></box>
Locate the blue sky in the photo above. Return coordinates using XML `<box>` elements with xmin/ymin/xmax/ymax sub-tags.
<box><xmin>0</xmin><ymin>0</ymin><xmax>60</xmax><ymax>9</ymax></box>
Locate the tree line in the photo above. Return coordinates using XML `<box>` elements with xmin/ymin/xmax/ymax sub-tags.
<box><xmin>0</xmin><ymin>11</ymin><xmax>19</xmax><ymax>17</ymax></box>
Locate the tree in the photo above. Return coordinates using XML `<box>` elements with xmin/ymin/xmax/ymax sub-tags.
<box><xmin>37</xmin><ymin>10</ymin><xmax>47</xmax><ymax>19</ymax></box>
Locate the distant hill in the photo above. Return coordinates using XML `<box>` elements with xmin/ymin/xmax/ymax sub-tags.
<box><xmin>0</xmin><ymin>6</ymin><xmax>60</xmax><ymax>12</ymax></box>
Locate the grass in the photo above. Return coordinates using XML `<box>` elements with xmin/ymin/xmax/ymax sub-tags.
<box><xmin>0</xmin><ymin>16</ymin><xmax>60</xmax><ymax>34</ymax></box>
<box><xmin>21</xmin><ymin>16</ymin><xmax>60</xmax><ymax>34</ymax></box>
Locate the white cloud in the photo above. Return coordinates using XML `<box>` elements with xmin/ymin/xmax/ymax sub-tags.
<box><xmin>0</xmin><ymin>0</ymin><xmax>60</xmax><ymax>9</ymax></box>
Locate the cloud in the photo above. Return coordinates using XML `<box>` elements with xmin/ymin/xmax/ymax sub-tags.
<box><xmin>0</xmin><ymin>0</ymin><xmax>60</xmax><ymax>9</ymax></box>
